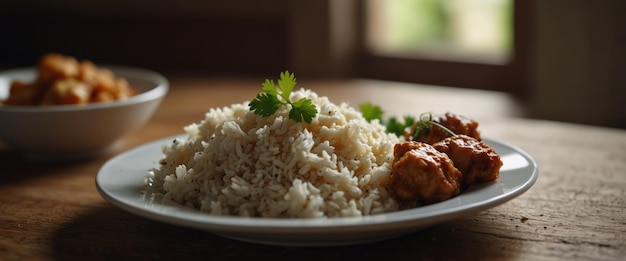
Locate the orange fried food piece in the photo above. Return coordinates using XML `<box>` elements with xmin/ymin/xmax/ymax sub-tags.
<box><xmin>388</xmin><ymin>141</ymin><xmax>463</xmax><ymax>204</ymax></box>
<box><xmin>78</xmin><ymin>60</ymin><xmax>135</xmax><ymax>102</ymax></box>
<box><xmin>40</xmin><ymin>78</ymin><xmax>92</xmax><ymax>105</ymax></box>
<box><xmin>4</xmin><ymin>81</ymin><xmax>41</xmax><ymax>105</ymax></box>
<box><xmin>2</xmin><ymin>53</ymin><xmax>137</xmax><ymax>106</ymax></box>
<box><xmin>408</xmin><ymin>112</ymin><xmax>481</xmax><ymax>144</ymax></box>
<box><xmin>433</xmin><ymin>135</ymin><xmax>502</xmax><ymax>187</ymax></box>
<box><xmin>36</xmin><ymin>53</ymin><xmax>80</xmax><ymax>86</ymax></box>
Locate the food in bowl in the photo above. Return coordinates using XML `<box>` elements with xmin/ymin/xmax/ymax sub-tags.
<box><xmin>0</xmin><ymin>61</ymin><xmax>168</xmax><ymax>159</ymax></box>
<box><xmin>1</xmin><ymin>53</ymin><xmax>137</xmax><ymax>106</ymax></box>
<box><xmin>148</xmin><ymin>71</ymin><xmax>501</xmax><ymax>218</ymax></box>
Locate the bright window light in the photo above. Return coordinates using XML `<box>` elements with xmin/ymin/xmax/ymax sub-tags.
<box><xmin>366</xmin><ymin>0</ymin><xmax>513</xmax><ymax>64</ymax></box>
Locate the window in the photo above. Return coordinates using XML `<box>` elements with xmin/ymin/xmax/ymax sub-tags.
<box><xmin>366</xmin><ymin>0</ymin><xmax>513</xmax><ymax>64</ymax></box>
<box><xmin>357</xmin><ymin>0</ymin><xmax>530</xmax><ymax>95</ymax></box>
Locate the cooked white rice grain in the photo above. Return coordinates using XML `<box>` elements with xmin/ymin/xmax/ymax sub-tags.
<box><xmin>150</xmin><ymin>89</ymin><xmax>400</xmax><ymax>218</ymax></box>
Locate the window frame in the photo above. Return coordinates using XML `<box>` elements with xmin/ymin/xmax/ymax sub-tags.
<box><xmin>353</xmin><ymin>0</ymin><xmax>532</xmax><ymax>96</ymax></box>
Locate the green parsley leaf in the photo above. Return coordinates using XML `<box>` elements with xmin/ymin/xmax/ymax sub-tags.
<box><xmin>359</xmin><ymin>102</ymin><xmax>412</xmax><ymax>136</ymax></box>
<box><xmin>359</xmin><ymin>102</ymin><xmax>384</xmax><ymax>122</ymax></box>
<box><xmin>249</xmin><ymin>92</ymin><xmax>282</xmax><ymax>117</ymax></box>
<box><xmin>403</xmin><ymin>115</ymin><xmax>416</xmax><ymax>128</ymax></box>
<box><xmin>290</xmin><ymin>98</ymin><xmax>317</xmax><ymax>123</ymax></box>
<box><xmin>261</xmin><ymin>79</ymin><xmax>278</xmax><ymax>97</ymax></box>
<box><xmin>385</xmin><ymin>117</ymin><xmax>406</xmax><ymax>136</ymax></box>
<box><xmin>358</xmin><ymin>103</ymin><xmax>454</xmax><ymax>139</ymax></box>
<box><xmin>277</xmin><ymin>71</ymin><xmax>296</xmax><ymax>102</ymax></box>
<box><xmin>249</xmin><ymin>71</ymin><xmax>318</xmax><ymax>123</ymax></box>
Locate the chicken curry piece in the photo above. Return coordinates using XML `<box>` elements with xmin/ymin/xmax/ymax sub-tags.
<box><xmin>389</xmin><ymin>113</ymin><xmax>502</xmax><ymax>205</ymax></box>
<box><xmin>434</xmin><ymin>135</ymin><xmax>502</xmax><ymax>188</ymax></box>
<box><xmin>388</xmin><ymin>141</ymin><xmax>463</xmax><ymax>204</ymax></box>
<box><xmin>406</xmin><ymin>112</ymin><xmax>481</xmax><ymax>144</ymax></box>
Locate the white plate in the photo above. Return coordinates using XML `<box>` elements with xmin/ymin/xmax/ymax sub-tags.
<box><xmin>96</xmin><ymin>135</ymin><xmax>538</xmax><ymax>246</ymax></box>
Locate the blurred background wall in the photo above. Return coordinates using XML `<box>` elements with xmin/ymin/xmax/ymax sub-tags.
<box><xmin>0</xmin><ymin>0</ymin><xmax>624</xmax><ymax>128</ymax></box>
<box><xmin>0</xmin><ymin>1</ymin><xmax>290</xmax><ymax>75</ymax></box>
<box><xmin>528</xmin><ymin>0</ymin><xmax>625</xmax><ymax>129</ymax></box>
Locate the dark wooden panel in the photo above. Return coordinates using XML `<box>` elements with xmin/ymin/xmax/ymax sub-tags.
<box><xmin>0</xmin><ymin>12</ymin><xmax>288</xmax><ymax>76</ymax></box>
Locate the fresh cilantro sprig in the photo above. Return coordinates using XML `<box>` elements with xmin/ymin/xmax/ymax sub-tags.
<box><xmin>249</xmin><ymin>71</ymin><xmax>318</xmax><ymax>123</ymax></box>
<box><xmin>359</xmin><ymin>102</ymin><xmax>384</xmax><ymax>122</ymax></box>
<box><xmin>360</xmin><ymin>102</ymin><xmax>414</xmax><ymax>136</ymax></box>
<box><xmin>387</xmin><ymin>115</ymin><xmax>417</xmax><ymax>137</ymax></box>
<box><xmin>359</xmin><ymin>102</ymin><xmax>456</xmax><ymax>138</ymax></box>
<box><xmin>410</xmin><ymin>112</ymin><xmax>457</xmax><ymax>140</ymax></box>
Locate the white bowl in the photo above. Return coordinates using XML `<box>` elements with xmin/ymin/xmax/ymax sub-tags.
<box><xmin>0</xmin><ymin>66</ymin><xmax>168</xmax><ymax>160</ymax></box>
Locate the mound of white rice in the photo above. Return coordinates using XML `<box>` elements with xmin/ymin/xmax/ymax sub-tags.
<box><xmin>149</xmin><ymin>89</ymin><xmax>401</xmax><ymax>218</ymax></box>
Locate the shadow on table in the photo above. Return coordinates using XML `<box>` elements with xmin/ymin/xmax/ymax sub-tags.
<box><xmin>0</xmin><ymin>148</ymin><xmax>107</xmax><ymax>186</ymax></box>
<box><xmin>51</xmin><ymin>204</ymin><xmax>526</xmax><ymax>260</ymax></box>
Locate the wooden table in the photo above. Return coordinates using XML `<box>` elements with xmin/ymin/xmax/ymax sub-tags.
<box><xmin>1</xmin><ymin>76</ymin><xmax>625</xmax><ymax>260</ymax></box>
